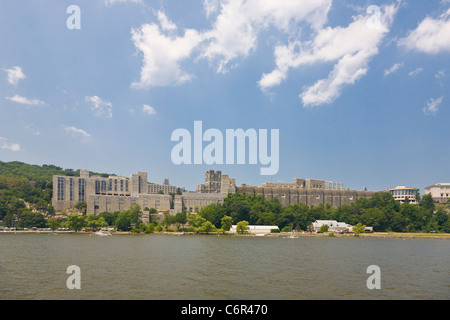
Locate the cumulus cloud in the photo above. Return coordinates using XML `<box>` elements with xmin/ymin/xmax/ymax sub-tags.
<box><xmin>131</xmin><ymin>1</ymin><xmax>400</xmax><ymax>107</ymax></box>
<box><xmin>6</xmin><ymin>94</ymin><xmax>46</xmax><ymax>106</ymax></box>
<box><xmin>131</xmin><ymin>0</ymin><xmax>332</xmax><ymax>86</ymax></box>
<box><xmin>200</xmin><ymin>0</ymin><xmax>332</xmax><ymax>73</ymax></box>
<box><xmin>259</xmin><ymin>3</ymin><xmax>399</xmax><ymax>107</ymax></box>
<box><xmin>4</xmin><ymin>66</ymin><xmax>26</xmax><ymax>85</ymax></box>
<box><xmin>0</xmin><ymin>137</ymin><xmax>21</xmax><ymax>152</ymax></box>
<box><xmin>142</xmin><ymin>104</ymin><xmax>156</xmax><ymax>115</ymax></box>
<box><xmin>85</xmin><ymin>96</ymin><xmax>113</xmax><ymax>118</ymax></box>
<box><xmin>423</xmin><ymin>96</ymin><xmax>444</xmax><ymax>115</ymax></box>
<box><xmin>131</xmin><ymin>14</ymin><xmax>205</xmax><ymax>88</ymax></box>
<box><xmin>399</xmin><ymin>8</ymin><xmax>450</xmax><ymax>53</ymax></box>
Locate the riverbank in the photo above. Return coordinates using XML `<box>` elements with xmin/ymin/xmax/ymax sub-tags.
<box><xmin>2</xmin><ymin>229</ymin><xmax>449</xmax><ymax>240</ymax></box>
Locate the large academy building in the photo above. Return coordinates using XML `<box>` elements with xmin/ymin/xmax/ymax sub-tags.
<box><xmin>53</xmin><ymin>169</ymin><xmax>377</xmax><ymax>215</ymax></box>
<box><xmin>53</xmin><ymin>170</ymin><xmax>174</xmax><ymax>215</ymax></box>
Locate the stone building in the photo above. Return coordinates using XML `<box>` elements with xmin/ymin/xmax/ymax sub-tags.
<box><xmin>53</xmin><ymin>170</ymin><xmax>172</xmax><ymax>215</ymax></box>
<box><xmin>236</xmin><ymin>185</ymin><xmax>376</xmax><ymax>208</ymax></box>
<box><xmin>196</xmin><ymin>170</ymin><xmax>236</xmax><ymax>194</ymax></box>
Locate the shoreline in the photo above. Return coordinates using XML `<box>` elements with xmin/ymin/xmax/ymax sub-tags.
<box><xmin>1</xmin><ymin>230</ymin><xmax>449</xmax><ymax>240</ymax></box>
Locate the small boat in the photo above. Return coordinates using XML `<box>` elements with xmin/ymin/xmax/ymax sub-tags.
<box><xmin>94</xmin><ymin>231</ymin><xmax>111</xmax><ymax>236</ymax></box>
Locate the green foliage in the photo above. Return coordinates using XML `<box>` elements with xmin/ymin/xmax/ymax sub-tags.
<box><xmin>65</xmin><ymin>214</ymin><xmax>86</xmax><ymax>232</ymax></box>
<box><xmin>318</xmin><ymin>224</ymin><xmax>329</xmax><ymax>233</ymax></box>
<box><xmin>353</xmin><ymin>223</ymin><xmax>366</xmax><ymax>234</ymax></box>
<box><xmin>184</xmin><ymin>191</ymin><xmax>449</xmax><ymax>234</ymax></box>
<box><xmin>236</xmin><ymin>220</ymin><xmax>249</xmax><ymax>234</ymax></box>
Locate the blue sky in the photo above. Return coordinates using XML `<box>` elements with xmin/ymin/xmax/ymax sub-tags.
<box><xmin>0</xmin><ymin>0</ymin><xmax>449</xmax><ymax>193</ymax></box>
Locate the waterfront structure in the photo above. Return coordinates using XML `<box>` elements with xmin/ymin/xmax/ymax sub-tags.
<box><xmin>53</xmin><ymin>170</ymin><xmax>173</xmax><ymax>215</ymax></box>
<box><xmin>310</xmin><ymin>220</ymin><xmax>373</xmax><ymax>233</ymax></box>
<box><xmin>425</xmin><ymin>183</ymin><xmax>450</xmax><ymax>204</ymax></box>
<box><xmin>229</xmin><ymin>225</ymin><xmax>279</xmax><ymax>234</ymax></box>
<box><xmin>311</xmin><ymin>220</ymin><xmax>352</xmax><ymax>233</ymax></box>
<box><xmin>386</xmin><ymin>186</ymin><xmax>419</xmax><ymax>204</ymax></box>
<box><xmin>53</xmin><ymin>168</ymin><xmax>377</xmax><ymax>216</ymax></box>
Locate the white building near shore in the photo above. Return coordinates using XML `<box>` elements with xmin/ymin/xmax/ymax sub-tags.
<box><xmin>229</xmin><ymin>225</ymin><xmax>279</xmax><ymax>234</ymax></box>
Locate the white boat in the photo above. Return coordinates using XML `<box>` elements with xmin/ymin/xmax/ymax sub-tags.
<box><xmin>94</xmin><ymin>231</ymin><xmax>111</xmax><ymax>236</ymax></box>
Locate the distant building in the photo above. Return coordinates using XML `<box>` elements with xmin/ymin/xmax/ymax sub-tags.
<box><xmin>311</xmin><ymin>220</ymin><xmax>373</xmax><ymax>233</ymax></box>
<box><xmin>229</xmin><ymin>225</ymin><xmax>279</xmax><ymax>234</ymax></box>
<box><xmin>425</xmin><ymin>183</ymin><xmax>450</xmax><ymax>204</ymax></box>
<box><xmin>196</xmin><ymin>170</ymin><xmax>236</xmax><ymax>194</ymax></box>
<box><xmin>386</xmin><ymin>186</ymin><xmax>419</xmax><ymax>204</ymax></box>
<box><xmin>53</xmin><ymin>170</ymin><xmax>176</xmax><ymax>215</ymax></box>
<box><xmin>262</xmin><ymin>178</ymin><xmax>344</xmax><ymax>191</ymax></box>
<box><xmin>311</xmin><ymin>220</ymin><xmax>352</xmax><ymax>233</ymax></box>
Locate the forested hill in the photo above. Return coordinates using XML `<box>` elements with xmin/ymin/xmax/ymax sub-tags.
<box><xmin>0</xmin><ymin>161</ymin><xmax>114</xmax><ymax>183</ymax></box>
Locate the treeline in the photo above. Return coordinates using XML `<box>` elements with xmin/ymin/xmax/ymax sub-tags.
<box><xmin>195</xmin><ymin>192</ymin><xmax>450</xmax><ymax>233</ymax></box>
<box><xmin>0</xmin><ymin>161</ymin><xmax>114</xmax><ymax>228</ymax></box>
<box><xmin>0</xmin><ymin>161</ymin><xmax>114</xmax><ymax>183</ymax></box>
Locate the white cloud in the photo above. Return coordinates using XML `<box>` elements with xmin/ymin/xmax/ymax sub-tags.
<box><xmin>435</xmin><ymin>69</ymin><xmax>445</xmax><ymax>85</ymax></box>
<box><xmin>408</xmin><ymin>67</ymin><xmax>423</xmax><ymax>76</ymax></box>
<box><xmin>131</xmin><ymin>20</ymin><xmax>205</xmax><ymax>88</ymax></box>
<box><xmin>85</xmin><ymin>96</ymin><xmax>113</xmax><ymax>118</ymax></box>
<box><xmin>399</xmin><ymin>8</ymin><xmax>450</xmax><ymax>53</ymax></box>
<box><xmin>384</xmin><ymin>62</ymin><xmax>404</xmax><ymax>76</ymax></box>
<box><xmin>423</xmin><ymin>96</ymin><xmax>444</xmax><ymax>115</ymax></box>
<box><xmin>131</xmin><ymin>0</ymin><xmax>332</xmax><ymax>86</ymax></box>
<box><xmin>142</xmin><ymin>104</ymin><xmax>156</xmax><ymax>115</ymax></box>
<box><xmin>0</xmin><ymin>137</ymin><xmax>21</xmax><ymax>152</ymax></box>
<box><xmin>131</xmin><ymin>1</ymin><xmax>399</xmax><ymax>107</ymax></box>
<box><xmin>260</xmin><ymin>3</ymin><xmax>399</xmax><ymax>107</ymax></box>
<box><xmin>201</xmin><ymin>0</ymin><xmax>332</xmax><ymax>73</ymax></box>
<box><xmin>157</xmin><ymin>11</ymin><xmax>177</xmax><ymax>31</ymax></box>
<box><xmin>4</xmin><ymin>66</ymin><xmax>26</xmax><ymax>85</ymax></box>
<box><xmin>6</xmin><ymin>94</ymin><xmax>46</xmax><ymax>106</ymax></box>
<box><xmin>63</xmin><ymin>125</ymin><xmax>91</xmax><ymax>138</ymax></box>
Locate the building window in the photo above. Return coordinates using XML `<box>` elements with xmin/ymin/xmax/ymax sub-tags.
<box><xmin>79</xmin><ymin>179</ymin><xmax>85</xmax><ymax>201</ymax></box>
<box><xmin>57</xmin><ymin>177</ymin><xmax>65</xmax><ymax>201</ymax></box>
<box><xmin>69</xmin><ymin>178</ymin><xmax>74</xmax><ymax>201</ymax></box>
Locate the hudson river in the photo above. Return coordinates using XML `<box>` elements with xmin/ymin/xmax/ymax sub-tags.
<box><xmin>0</xmin><ymin>233</ymin><xmax>448</xmax><ymax>300</ymax></box>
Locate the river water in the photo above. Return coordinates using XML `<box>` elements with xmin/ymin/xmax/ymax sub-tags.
<box><xmin>0</xmin><ymin>233</ymin><xmax>448</xmax><ymax>300</ymax></box>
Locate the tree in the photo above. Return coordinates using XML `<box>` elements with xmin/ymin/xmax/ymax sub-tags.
<box><xmin>420</xmin><ymin>194</ymin><xmax>435</xmax><ymax>212</ymax></box>
<box><xmin>353</xmin><ymin>223</ymin><xmax>366</xmax><ymax>234</ymax></box>
<box><xmin>318</xmin><ymin>224</ymin><xmax>329</xmax><ymax>233</ymax></box>
<box><xmin>236</xmin><ymin>220</ymin><xmax>249</xmax><ymax>234</ymax></box>
<box><xmin>221</xmin><ymin>215</ymin><xmax>233</xmax><ymax>231</ymax></box>
<box><xmin>198</xmin><ymin>221</ymin><xmax>216</xmax><ymax>234</ymax></box>
<box><xmin>47</xmin><ymin>218</ymin><xmax>61</xmax><ymax>230</ymax></box>
<box><xmin>74</xmin><ymin>201</ymin><xmax>87</xmax><ymax>215</ymax></box>
<box><xmin>85</xmin><ymin>214</ymin><xmax>108</xmax><ymax>230</ymax></box>
<box><xmin>174</xmin><ymin>211</ymin><xmax>187</xmax><ymax>230</ymax></box>
<box><xmin>115</xmin><ymin>212</ymin><xmax>132</xmax><ymax>231</ymax></box>
<box><xmin>18</xmin><ymin>211</ymin><xmax>46</xmax><ymax>229</ymax></box>
<box><xmin>66</xmin><ymin>213</ymin><xmax>86</xmax><ymax>232</ymax></box>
